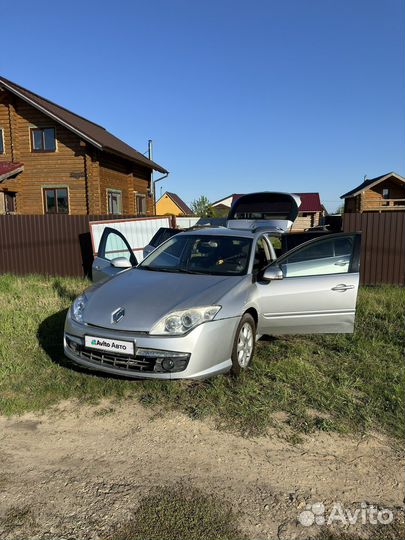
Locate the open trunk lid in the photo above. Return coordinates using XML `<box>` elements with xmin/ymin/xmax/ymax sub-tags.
<box><xmin>227</xmin><ymin>192</ymin><xmax>300</xmax><ymax>232</ymax></box>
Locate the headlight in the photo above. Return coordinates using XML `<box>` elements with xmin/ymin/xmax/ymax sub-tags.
<box><xmin>150</xmin><ymin>306</ymin><xmax>221</xmax><ymax>336</ymax></box>
<box><xmin>71</xmin><ymin>294</ymin><xmax>88</xmax><ymax>323</ymax></box>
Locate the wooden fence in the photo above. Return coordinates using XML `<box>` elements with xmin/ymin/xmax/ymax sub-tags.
<box><xmin>343</xmin><ymin>212</ymin><xmax>405</xmax><ymax>285</ymax></box>
<box><xmin>0</xmin><ymin>212</ymin><xmax>404</xmax><ymax>284</ymax></box>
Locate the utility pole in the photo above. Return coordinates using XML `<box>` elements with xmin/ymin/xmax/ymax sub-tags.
<box><xmin>148</xmin><ymin>139</ymin><xmax>155</xmax><ymax>214</ymax></box>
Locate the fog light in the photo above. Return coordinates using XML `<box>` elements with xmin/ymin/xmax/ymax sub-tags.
<box><xmin>162</xmin><ymin>358</ymin><xmax>175</xmax><ymax>371</ymax></box>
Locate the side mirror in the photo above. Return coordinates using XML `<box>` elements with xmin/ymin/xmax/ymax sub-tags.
<box><xmin>110</xmin><ymin>257</ymin><xmax>132</xmax><ymax>269</ymax></box>
<box><xmin>262</xmin><ymin>265</ymin><xmax>284</xmax><ymax>282</ymax></box>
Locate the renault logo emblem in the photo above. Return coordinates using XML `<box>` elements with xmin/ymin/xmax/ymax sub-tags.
<box><xmin>112</xmin><ymin>307</ymin><xmax>125</xmax><ymax>324</ymax></box>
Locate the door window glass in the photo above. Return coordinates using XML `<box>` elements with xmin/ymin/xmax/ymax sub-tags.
<box><xmin>280</xmin><ymin>236</ymin><xmax>354</xmax><ymax>278</ymax></box>
<box><xmin>104</xmin><ymin>231</ymin><xmax>133</xmax><ymax>262</ymax></box>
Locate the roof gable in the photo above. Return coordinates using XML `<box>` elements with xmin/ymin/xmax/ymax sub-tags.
<box><xmin>341</xmin><ymin>172</ymin><xmax>405</xmax><ymax>199</ymax></box>
<box><xmin>0</xmin><ymin>76</ymin><xmax>168</xmax><ymax>174</ymax></box>
<box><xmin>158</xmin><ymin>191</ymin><xmax>193</xmax><ymax>215</ymax></box>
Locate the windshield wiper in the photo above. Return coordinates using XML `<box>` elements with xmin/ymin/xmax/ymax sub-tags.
<box><xmin>139</xmin><ymin>267</ymin><xmax>206</xmax><ymax>274</ymax></box>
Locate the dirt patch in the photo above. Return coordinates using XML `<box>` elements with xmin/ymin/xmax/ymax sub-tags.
<box><xmin>0</xmin><ymin>400</ymin><xmax>403</xmax><ymax>539</ymax></box>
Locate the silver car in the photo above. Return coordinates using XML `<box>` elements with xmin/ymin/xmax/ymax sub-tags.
<box><xmin>64</xmin><ymin>193</ymin><xmax>361</xmax><ymax>379</ymax></box>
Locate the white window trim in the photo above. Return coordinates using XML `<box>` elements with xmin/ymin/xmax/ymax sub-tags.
<box><xmin>135</xmin><ymin>191</ymin><xmax>147</xmax><ymax>216</ymax></box>
<box><xmin>107</xmin><ymin>189</ymin><xmax>123</xmax><ymax>214</ymax></box>
<box><xmin>0</xmin><ymin>128</ymin><xmax>4</xmax><ymax>154</ymax></box>
<box><xmin>41</xmin><ymin>185</ymin><xmax>70</xmax><ymax>214</ymax></box>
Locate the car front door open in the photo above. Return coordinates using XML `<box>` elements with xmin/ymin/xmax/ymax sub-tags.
<box><xmin>255</xmin><ymin>233</ymin><xmax>361</xmax><ymax>334</ymax></box>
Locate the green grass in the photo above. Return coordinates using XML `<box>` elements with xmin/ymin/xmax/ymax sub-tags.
<box><xmin>103</xmin><ymin>485</ymin><xmax>245</xmax><ymax>540</ymax></box>
<box><xmin>0</xmin><ymin>274</ymin><xmax>403</xmax><ymax>440</ymax></box>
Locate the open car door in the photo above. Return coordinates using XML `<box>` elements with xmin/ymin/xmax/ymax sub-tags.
<box><xmin>255</xmin><ymin>233</ymin><xmax>361</xmax><ymax>334</ymax></box>
<box><xmin>92</xmin><ymin>227</ymin><xmax>138</xmax><ymax>283</ymax></box>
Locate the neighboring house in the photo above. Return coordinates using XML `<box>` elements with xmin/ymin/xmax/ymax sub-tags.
<box><xmin>211</xmin><ymin>192</ymin><xmax>325</xmax><ymax>230</ymax></box>
<box><xmin>156</xmin><ymin>191</ymin><xmax>193</xmax><ymax>216</ymax></box>
<box><xmin>0</xmin><ymin>76</ymin><xmax>167</xmax><ymax>215</ymax></box>
<box><xmin>341</xmin><ymin>172</ymin><xmax>405</xmax><ymax>213</ymax></box>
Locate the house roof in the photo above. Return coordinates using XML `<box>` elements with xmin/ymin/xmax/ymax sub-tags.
<box><xmin>211</xmin><ymin>194</ymin><xmax>243</xmax><ymax>207</ymax></box>
<box><xmin>159</xmin><ymin>191</ymin><xmax>193</xmax><ymax>215</ymax></box>
<box><xmin>0</xmin><ymin>161</ymin><xmax>24</xmax><ymax>182</ymax></box>
<box><xmin>294</xmin><ymin>192</ymin><xmax>323</xmax><ymax>212</ymax></box>
<box><xmin>212</xmin><ymin>192</ymin><xmax>323</xmax><ymax>213</ymax></box>
<box><xmin>340</xmin><ymin>172</ymin><xmax>405</xmax><ymax>199</ymax></box>
<box><xmin>0</xmin><ymin>76</ymin><xmax>168</xmax><ymax>174</ymax></box>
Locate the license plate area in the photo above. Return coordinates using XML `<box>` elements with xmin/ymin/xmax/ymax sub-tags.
<box><xmin>84</xmin><ymin>335</ymin><xmax>135</xmax><ymax>356</ymax></box>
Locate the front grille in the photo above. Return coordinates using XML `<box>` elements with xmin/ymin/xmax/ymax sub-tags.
<box><xmin>67</xmin><ymin>339</ymin><xmax>156</xmax><ymax>373</ymax></box>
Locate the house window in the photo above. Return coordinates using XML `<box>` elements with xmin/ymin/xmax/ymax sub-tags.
<box><xmin>0</xmin><ymin>128</ymin><xmax>4</xmax><ymax>154</ymax></box>
<box><xmin>4</xmin><ymin>192</ymin><xmax>16</xmax><ymax>213</ymax></box>
<box><xmin>135</xmin><ymin>193</ymin><xmax>147</xmax><ymax>216</ymax></box>
<box><xmin>43</xmin><ymin>188</ymin><xmax>69</xmax><ymax>214</ymax></box>
<box><xmin>31</xmin><ymin>128</ymin><xmax>56</xmax><ymax>152</ymax></box>
<box><xmin>107</xmin><ymin>189</ymin><xmax>122</xmax><ymax>214</ymax></box>
<box><xmin>383</xmin><ymin>188</ymin><xmax>390</xmax><ymax>199</ymax></box>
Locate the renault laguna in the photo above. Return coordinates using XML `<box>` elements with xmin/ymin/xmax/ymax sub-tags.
<box><xmin>64</xmin><ymin>193</ymin><xmax>361</xmax><ymax>379</ymax></box>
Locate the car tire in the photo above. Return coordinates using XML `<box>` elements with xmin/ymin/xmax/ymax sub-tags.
<box><xmin>231</xmin><ymin>313</ymin><xmax>256</xmax><ymax>376</ymax></box>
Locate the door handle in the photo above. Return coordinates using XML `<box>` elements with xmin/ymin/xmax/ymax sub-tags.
<box><xmin>94</xmin><ymin>265</ymin><xmax>100</xmax><ymax>270</ymax></box>
<box><xmin>331</xmin><ymin>284</ymin><xmax>355</xmax><ymax>292</ymax></box>
<box><xmin>334</xmin><ymin>260</ymin><xmax>349</xmax><ymax>266</ymax></box>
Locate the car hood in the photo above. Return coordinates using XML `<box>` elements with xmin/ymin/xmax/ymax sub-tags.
<box><xmin>83</xmin><ymin>268</ymin><xmax>245</xmax><ymax>332</ymax></box>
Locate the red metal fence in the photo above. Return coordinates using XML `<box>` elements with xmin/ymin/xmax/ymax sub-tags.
<box><xmin>343</xmin><ymin>212</ymin><xmax>405</xmax><ymax>285</ymax></box>
<box><xmin>0</xmin><ymin>213</ymin><xmax>404</xmax><ymax>284</ymax></box>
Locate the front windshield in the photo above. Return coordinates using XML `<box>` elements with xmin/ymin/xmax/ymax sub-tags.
<box><xmin>139</xmin><ymin>234</ymin><xmax>252</xmax><ymax>276</ymax></box>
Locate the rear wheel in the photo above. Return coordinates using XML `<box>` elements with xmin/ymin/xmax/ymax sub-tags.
<box><xmin>231</xmin><ymin>313</ymin><xmax>256</xmax><ymax>376</ymax></box>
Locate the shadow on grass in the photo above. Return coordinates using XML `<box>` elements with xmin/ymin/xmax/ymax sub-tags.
<box><xmin>52</xmin><ymin>278</ymin><xmax>77</xmax><ymax>303</ymax></box>
<box><xmin>36</xmin><ymin>309</ymin><xmax>141</xmax><ymax>382</ymax></box>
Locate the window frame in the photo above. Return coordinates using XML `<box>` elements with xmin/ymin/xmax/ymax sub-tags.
<box><xmin>135</xmin><ymin>192</ymin><xmax>147</xmax><ymax>216</ymax></box>
<box><xmin>30</xmin><ymin>127</ymin><xmax>56</xmax><ymax>153</ymax></box>
<box><xmin>42</xmin><ymin>187</ymin><xmax>69</xmax><ymax>214</ymax></box>
<box><xmin>97</xmin><ymin>227</ymin><xmax>137</xmax><ymax>266</ymax></box>
<box><xmin>382</xmin><ymin>188</ymin><xmax>390</xmax><ymax>200</ymax></box>
<box><xmin>0</xmin><ymin>128</ymin><xmax>4</xmax><ymax>154</ymax></box>
<box><xmin>107</xmin><ymin>189</ymin><xmax>123</xmax><ymax>215</ymax></box>
<box><xmin>268</xmin><ymin>232</ymin><xmax>361</xmax><ymax>278</ymax></box>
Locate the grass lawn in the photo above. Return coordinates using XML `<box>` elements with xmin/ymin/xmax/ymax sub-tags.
<box><xmin>0</xmin><ymin>274</ymin><xmax>403</xmax><ymax>440</ymax></box>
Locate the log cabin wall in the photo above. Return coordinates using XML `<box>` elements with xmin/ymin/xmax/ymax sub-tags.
<box><xmin>0</xmin><ymin>89</ymin><xmax>153</xmax><ymax>215</ymax></box>
<box><xmin>98</xmin><ymin>154</ymin><xmax>152</xmax><ymax>215</ymax></box>
<box><xmin>0</xmin><ymin>93</ymin><xmax>87</xmax><ymax>214</ymax></box>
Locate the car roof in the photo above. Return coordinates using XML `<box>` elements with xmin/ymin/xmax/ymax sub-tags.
<box><xmin>177</xmin><ymin>226</ymin><xmax>282</xmax><ymax>239</ymax></box>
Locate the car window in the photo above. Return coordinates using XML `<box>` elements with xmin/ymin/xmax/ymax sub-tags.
<box><xmin>253</xmin><ymin>237</ymin><xmax>271</xmax><ymax>272</ymax></box>
<box><xmin>279</xmin><ymin>236</ymin><xmax>354</xmax><ymax>278</ymax></box>
<box><xmin>149</xmin><ymin>228</ymin><xmax>180</xmax><ymax>248</ymax></box>
<box><xmin>103</xmin><ymin>232</ymin><xmax>133</xmax><ymax>262</ymax></box>
<box><xmin>139</xmin><ymin>234</ymin><xmax>252</xmax><ymax>276</ymax></box>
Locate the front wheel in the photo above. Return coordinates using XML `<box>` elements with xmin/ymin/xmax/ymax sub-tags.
<box><xmin>231</xmin><ymin>313</ymin><xmax>256</xmax><ymax>376</ymax></box>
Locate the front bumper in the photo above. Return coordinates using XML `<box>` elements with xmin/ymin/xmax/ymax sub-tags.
<box><xmin>64</xmin><ymin>311</ymin><xmax>240</xmax><ymax>380</ymax></box>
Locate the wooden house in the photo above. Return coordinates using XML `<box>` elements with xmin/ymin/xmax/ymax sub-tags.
<box><xmin>0</xmin><ymin>76</ymin><xmax>167</xmax><ymax>215</ymax></box>
<box><xmin>341</xmin><ymin>172</ymin><xmax>405</xmax><ymax>213</ymax></box>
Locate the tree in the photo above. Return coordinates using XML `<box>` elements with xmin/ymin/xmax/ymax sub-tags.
<box><xmin>190</xmin><ymin>195</ymin><xmax>213</xmax><ymax>217</ymax></box>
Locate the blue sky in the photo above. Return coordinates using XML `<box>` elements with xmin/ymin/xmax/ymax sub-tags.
<box><xmin>2</xmin><ymin>0</ymin><xmax>404</xmax><ymax>211</ymax></box>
